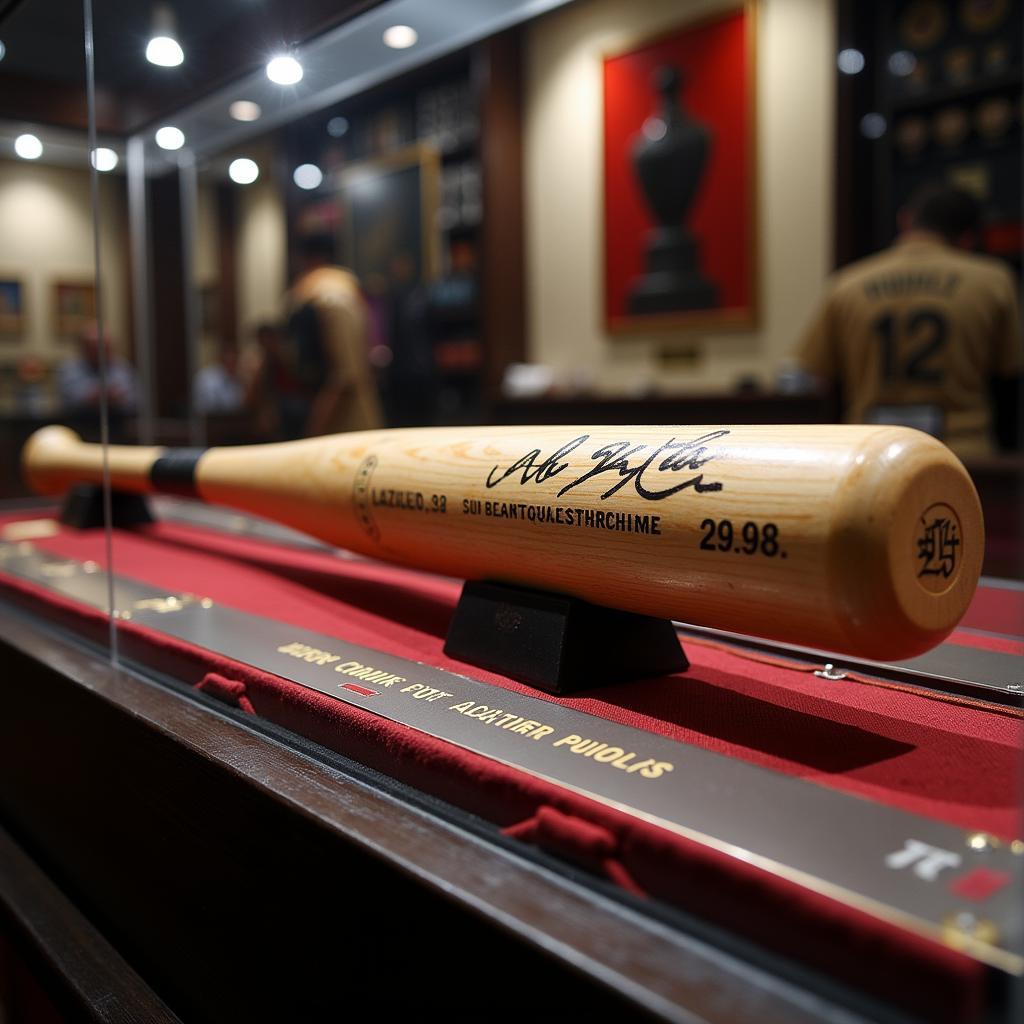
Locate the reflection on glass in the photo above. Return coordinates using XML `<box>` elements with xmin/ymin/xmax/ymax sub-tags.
<box><xmin>230</xmin><ymin>100</ymin><xmax>262</xmax><ymax>122</ymax></box>
<box><xmin>383</xmin><ymin>25</ymin><xmax>419</xmax><ymax>50</ymax></box>
<box><xmin>859</xmin><ymin>112</ymin><xmax>886</xmax><ymax>139</ymax></box>
<box><xmin>887</xmin><ymin>50</ymin><xmax>916</xmax><ymax>77</ymax></box>
<box><xmin>837</xmin><ymin>48</ymin><xmax>865</xmax><ymax>75</ymax></box>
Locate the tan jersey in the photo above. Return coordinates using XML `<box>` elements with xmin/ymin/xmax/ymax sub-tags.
<box><xmin>796</xmin><ymin>235</ymin><xmax>1022</xmax><ymax>457</ymax></box>
<box><xmin>289</xmin><ymin>266</ymin><xmax>383</xmax><ymax>434</ymax></box>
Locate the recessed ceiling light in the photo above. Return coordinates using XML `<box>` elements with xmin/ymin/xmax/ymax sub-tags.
<box><xmin>155</xmin><ymin>125</ymin><xmax>185</xmax><ymax>150</ymax></box>
<box><xmin>229</xmin><ymin>100</ymin><xmax>262</xmax><ymax>122</ymax></box>
<box><xmin>14</xmin><ymin>135</ymin><xmax>42</xmax><ymax>160</ymax></box>
<box><xmin>383</xmin><ymin>25</ymin><xmax>418</xmax><ymax>49</ymax></box>
<box><xmin>266</xmin><ymin>54</ymin><xmax>303</xmax><ymax>85</ymax></box>
<box><xmin>326</xmin><ymin>116</ymin><xmax>349</xmax><ymax>138</ymax></box>
<box><xmin>146</xmin><ymin>4</ymin><xmax>184</xmax><ymax>67</ymax></box>
<box><xmin>229</xmin><ymin>157</ymin><xmax>259</xmax><ymax>184</ymax></box>
<box><xmin>293</xmin><ymin>164</ymin><xmax>323</xmax><ymax>190</ymax></box>
<box><xmin>146</xmin><ymin>35</ymin><xmax>184</xmax><ymax>67</ymax></box>
<box><xmin>14</xmin><ymin>133</ymin><xmax>42</xmax><ymax>160</ymax></box>
<box><xmin>92</xmin><ymin>147</ymin><xmax>119</xmax><ymax>172</ymax></box>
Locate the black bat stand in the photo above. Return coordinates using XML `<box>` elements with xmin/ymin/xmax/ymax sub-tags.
<box><xmin>444</xmin><ymin>580</ymin><xmax>688</xmax><ymax>695</ymax></box>
<box><xmin>59</xmin><ymin>483</ymin><xmax>153</xmax><ymax>529</ymax></box>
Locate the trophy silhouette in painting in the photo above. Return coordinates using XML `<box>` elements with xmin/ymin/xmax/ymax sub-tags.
<box><xmin>627</xmin><ymin>65</ymin><xmax>719</xmax><ymax>314</ymax></box>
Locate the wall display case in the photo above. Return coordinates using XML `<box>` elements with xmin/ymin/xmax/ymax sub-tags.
<box><xmin>837</xmin><ymin>0</ymin><xmax>1022</xmax><ymax>275</ymax></box>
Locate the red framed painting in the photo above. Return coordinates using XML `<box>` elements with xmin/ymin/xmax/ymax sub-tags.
<box><xmin>603</xmin><ymin>3</ymin><xmax>758</xmax><ymax>333</ymax></box>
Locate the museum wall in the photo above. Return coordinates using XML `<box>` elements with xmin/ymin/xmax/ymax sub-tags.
<box><xmin>0</xmin><ymin>159</ymin><xmax>128</xmax><ymax>361</ymax></box>
<box><xmin>195</xmin><ymin>181</ymin><xmax>221</xmax><ymax>363</ymax></box>
<box><xmin>524</xmin><ymin>0</ymin><xmax>835</xmax><ymax>393</ymax></box>
<box><xmin>235</xmin><ymin>143</ymin><xmax>288</xmax><ymax>342</ymax></box>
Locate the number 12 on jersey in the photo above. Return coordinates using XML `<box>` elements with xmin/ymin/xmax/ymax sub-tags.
<box><xmin>873</xmin><ymin>307</ymin><xmax>949</xmax><ymax>383</ymax></box>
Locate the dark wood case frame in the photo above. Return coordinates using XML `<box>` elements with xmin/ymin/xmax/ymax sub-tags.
<box><xmin>0</xmin><ymin>594</ymin><xmax>915</xmax><ymax>1023</ymax></box>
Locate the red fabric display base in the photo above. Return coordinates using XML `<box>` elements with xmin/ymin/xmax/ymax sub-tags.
<box><xmin>1</xmin><ymin>511</ymin><xmax>1021</xmax><ymax>1024</ymax></box>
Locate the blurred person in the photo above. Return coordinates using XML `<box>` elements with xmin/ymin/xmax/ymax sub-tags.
<box><xmin>792</xmin><ymin>184</ymin><xmax>1021</xmax><ymax>458</ymax></box>
<box><xmin>245</xmin><ymin>321</ymin><xmax>308</xmax><ymax>440</ymax></box>
<box><xmin>13</xmin><ymin>354</ymin><xmax>52</xmax><ymax>416</ymax></box>
<box><xmin>58</xmin><ymin>322</ymin><xmax>138</xmax><ymax>416</ymax></box>
<box><xmin>195</xmin><ymin>342</ymin><xmax>244</xmax><ymax>415</ymax></box>
<box><xmin>287</xmin><ymin>233</ymin><xmax>383</xmax><ymax>436</ymax></box>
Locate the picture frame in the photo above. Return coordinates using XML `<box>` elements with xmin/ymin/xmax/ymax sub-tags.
<box><xmin>0</xmin><ymin>278</ymin><xmax>25</xmax><ymax>337</ymax></box>
<box><xmin>602</xmin><ymin>2</ymin><xmax>758</xmax><ymax>334</ymax></box>
<box><xmin>53</xmin><ymin>279</ymin><xmax>97</xmax><ymax>337</ymax></box>
<box><xmin>335</xmin><ymin>143</ymin><xmax>441</xmax><ymax>296</ymax></box>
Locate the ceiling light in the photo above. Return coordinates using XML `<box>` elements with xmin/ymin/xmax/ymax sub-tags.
<box><xmin>229</xmin><ymin>158</ymin><xmax>259</xmax><ymax>184</ymax></box>
<box><xmin>383</xmin><ymin>25</ymin><xmax>418</xmax><ymax>49</ymax></box>
<box><xmin>146</xmin><ymin>36</ymin><xmax>184</xmax><ymax>66</ymax></box>
<box><xmin>326</xmin><ymin>116</ymin><xmax>349</xmax><ymax>138</ymax></box>
<box><xmin>266</xmin><ymin>54</ymin><xmax>303</xmax><ymax>85</ymax></box>
<box><xmin>92</xmin><ymin>147</ymin><xmax>119</xmax><ymax>172</ymax></box>
<box><xmin>293</xmin><ymin>164</ymin><xmax>323</xmax><ymax>190</ymax></box>
<box><xmin>0</xmin><ymin>40</ymin><xmax>6</xmax><ymax>63</ymax></box>
<box><xmin>14</xmin><ymin>134</ymin><xmax>43</xmax><ymax>160</ymax></box>
<box><xmin>155</xmin><ymin>125</ymin><xmax>185</xmax><ymax>150</ymax></box>
<box><xmin>229</xmin><ymin>100</ymin><xmax>262</xmax><ymax>122</ymax></box>
<box><xmin>146</xmin><ymin>4</ymin><xmax>184</xmax><ymax>67</ymax></box>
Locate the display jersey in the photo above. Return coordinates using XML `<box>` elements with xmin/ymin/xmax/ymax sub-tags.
<box><xmin>288</xmin><ymin>266</ymin><xmax>383</xmax><ymax>434</ymax></box>
<box><xmin>796</xmin><ymin>235</ymin><xmax>1022</xmax><ymax>457</ymax></box>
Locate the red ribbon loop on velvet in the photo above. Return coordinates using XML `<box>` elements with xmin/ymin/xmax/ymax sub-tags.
<box><xmin>196</xmin><ymin>672</ymin><xmax>256</xmax><ymax>715</ymax></box>
<box><xmin>504</xmin><ymin>805</ymin><xmax>645</xmax><ymax>896</ymax></box>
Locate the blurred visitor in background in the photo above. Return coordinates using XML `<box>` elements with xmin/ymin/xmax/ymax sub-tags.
<box><xmin>57</xmin><ymin>323</ymin><xmax>138</xmax><ymax>439</ymax></box>
<box><xmin>382</xmin><ymin>249</ymin><xmax>436</xmax><ymax>427</ymax></box>
<box><xmin>287</xmin><ymin>233</ymin><xmax>383</xmax><ymax>436</ymax></box>
<box><xmin>13</xmin><ymin>355</ymin><xmax>51</xmax><ymax>416</ymax></box>
<box><xmin>194</xmin><ymin>342</ymin><xmax>245</xmax><ymax>415</ymax></box>
<box><xmin>793</xmin><ymin>184</ymin><xmax>1021</xmax><ymax>458</ymax></box>
<box><xmin>246</xmin><ymin>321</ymin><xmax>307</xmax><ymax>441</ymax></box>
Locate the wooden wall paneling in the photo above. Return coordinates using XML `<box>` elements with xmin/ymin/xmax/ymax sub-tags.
<box><xmin>476</xmin><ymin>30</ymin><xmax>526</xmax><ymax>398</ymax></box>
<box><xmin>148</xmin><ymin>171</ymin><xmax>187</xmax><ymax>419</ymax></box>
<box><xmin>215</xmin><ymin>184</ymin><xmax>238</xmax><ymax>348</ymax></box>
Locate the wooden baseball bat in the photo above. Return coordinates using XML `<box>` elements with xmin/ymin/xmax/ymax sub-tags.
<box><xmin>23</xmin><ymin>423</ymin><xmax>982</xmax><ymax>660</ymax></box>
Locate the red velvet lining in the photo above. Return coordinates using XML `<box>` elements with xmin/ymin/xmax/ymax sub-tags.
<box><xmin>2</xmin><ymin>512</ymin><xmax>1019</xmax><ymax>1024</ymax></box>
<box><xmin>960</xmin><ymin>585</ymin><xmax>1024</xmax><ymax>639</ymax></box>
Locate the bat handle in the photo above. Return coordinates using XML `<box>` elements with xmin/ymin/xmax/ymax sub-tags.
<box><xmin>22</xmin><ymin>426</ymin><xmax>165</xmax><ymax>497</ymax></box>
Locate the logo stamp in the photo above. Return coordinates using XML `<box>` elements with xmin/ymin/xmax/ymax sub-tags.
<box><xmin>915</xmin><ymin>502</ymin><xmax>961</xmax><ymax>593</ymax></box>
<box><xmin>353</xmin><ymin>455</ymin><xmax>381</xmax><ymax>543</ymax></box>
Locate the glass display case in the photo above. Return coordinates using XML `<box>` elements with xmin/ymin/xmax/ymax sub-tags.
<box><xmin>0</xmin><ymin>1</ymin><xmax>1021</xmax><ymax>1022</ymax></box>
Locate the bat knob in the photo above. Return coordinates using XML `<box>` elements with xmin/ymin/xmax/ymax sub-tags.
<box><xmin>23</xmin><ymin>425</ymin><xmax>84</xmax><ymax>495</ymax></box>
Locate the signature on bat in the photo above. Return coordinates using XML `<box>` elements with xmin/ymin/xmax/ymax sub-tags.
<box><xmin>485</xmin><ymin>431</ymin><xmax>729</xmax><ymax>501</ymax></box>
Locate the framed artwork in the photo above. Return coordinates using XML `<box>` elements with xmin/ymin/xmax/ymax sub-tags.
<box><xmin>53</xmin><ymin>280</ymin><xmax>97</xmax><ymax>336</ymax></box>
<box><xmin>603</xmin><ymin>3</ymin><xmax>758</xmax><ymax>333</ymax></box>
<box><xmin>0</xmin><ymin>278</ymin><xmax>25</xmax><ymax>336</ymax></box>
<box><xmin>336</xmin><ymin>144</ymin><xmax>441</xmax><ymax>295</ymax></box>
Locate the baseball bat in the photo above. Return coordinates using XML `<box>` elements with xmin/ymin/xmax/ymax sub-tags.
<box><xmin>22</xmin><ymin>423</ymin><xmax>982</xmax><ymax>660</ymax></box>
